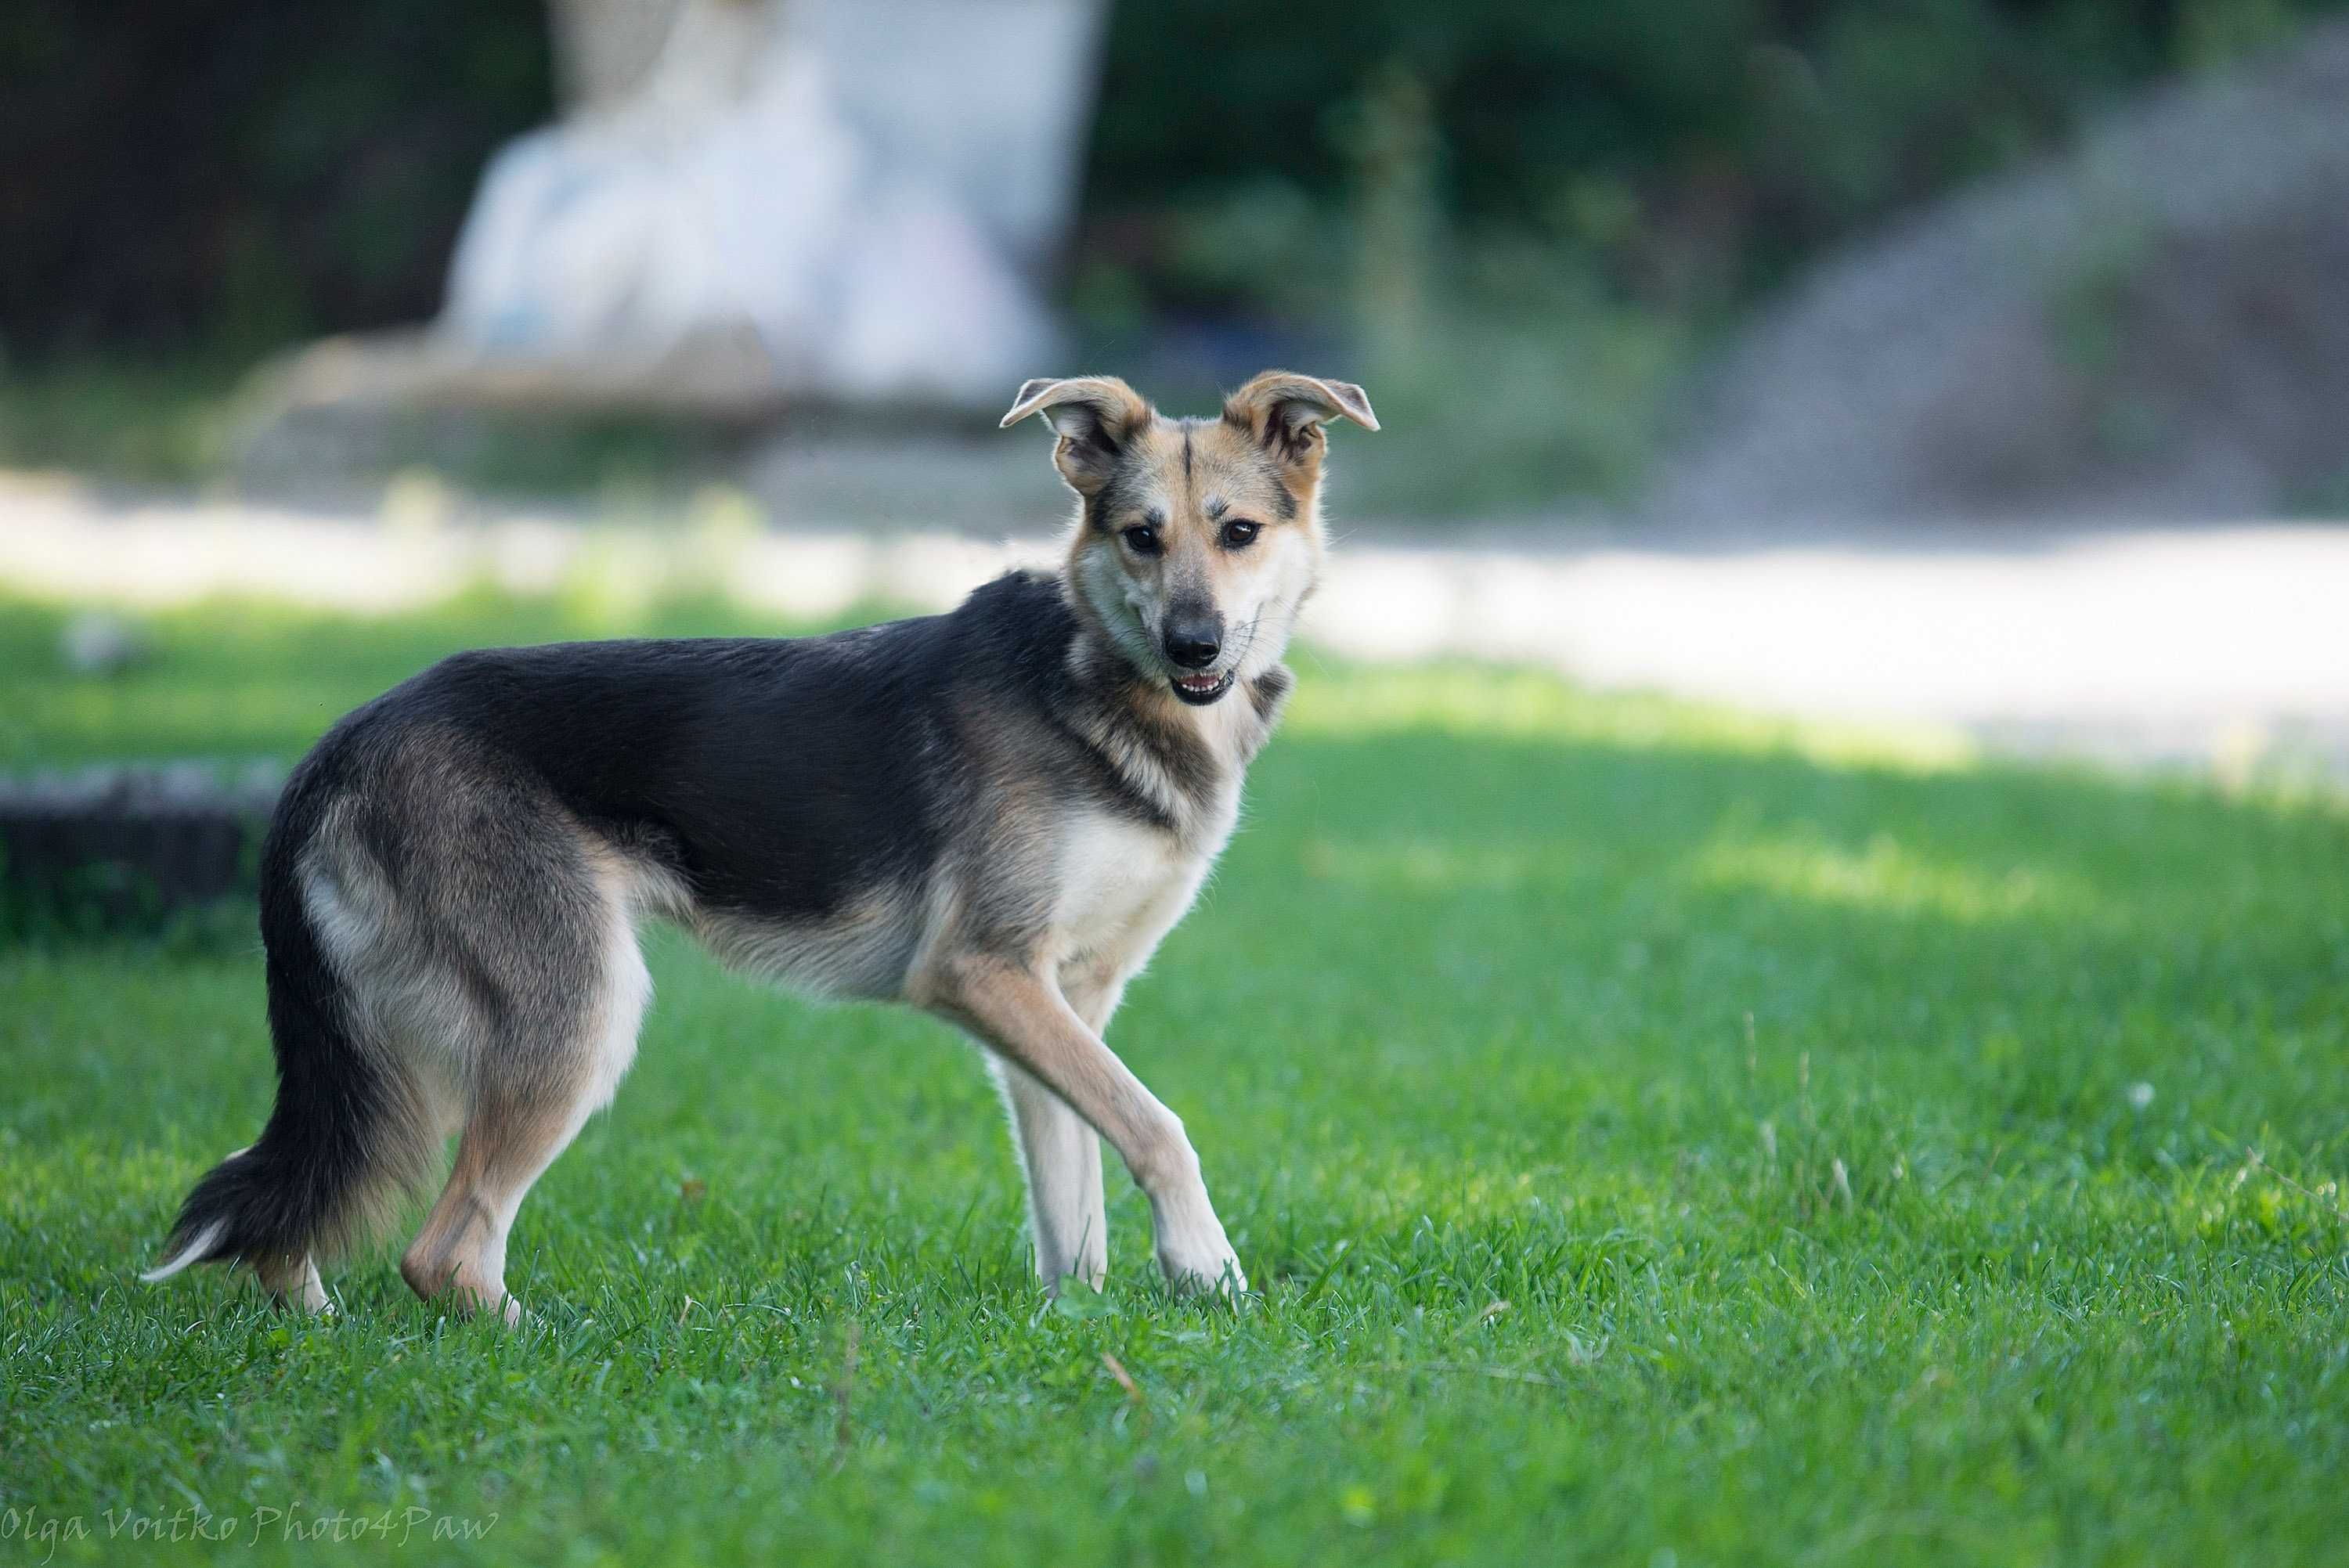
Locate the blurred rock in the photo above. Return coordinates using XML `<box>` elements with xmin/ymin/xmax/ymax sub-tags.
<box><xmin>60</xmin><ymin>610</ymin><xmax>153</xmax><ymax>676</ymax></box>
<box><xmin>1655</xmin><ymin>21</ymin><xmax>2349</xmax><ymax>524</ymax></box>
<box><xmin>236</xmin><ymin>0</ymin><xmax>1105</xmax><ymax>469</ymax></box>
<box><xmin>344</xmin><ymin>0</ymin><xmax>1095</xmax><ymax>424</ymax></box>
<box><xmin>0</xmin><ymin>762</ymin><xmax>285</xmax><ymax>929</ymax></box>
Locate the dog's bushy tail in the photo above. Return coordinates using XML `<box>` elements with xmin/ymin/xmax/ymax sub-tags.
<box><xmin>144</xmin><ymin>767</ymin><xmax>435</xmax><ymax>1284</ymax></box>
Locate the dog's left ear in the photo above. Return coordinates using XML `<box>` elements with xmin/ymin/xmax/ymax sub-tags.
<box><xmin>1223</xmin><ymin>371</ymin><xmax>1379</xmax><ymax>464</ymax></box>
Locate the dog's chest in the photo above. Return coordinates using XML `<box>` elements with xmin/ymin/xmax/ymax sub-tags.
<box><xmin>1052</xmin><ymin>809</ymin><xmax>1225</xmax><ymax>961</ymax></box>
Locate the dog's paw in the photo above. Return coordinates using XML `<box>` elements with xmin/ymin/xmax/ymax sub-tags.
<box><xmin>1154</xmin><ymin>1216</ymin><xmax>1247</xmax><ymax>1297</ymax></box>
<box><xmin>460</xmin><ymin>1290</ymin><xmax>532</xmax><ymax>1330</ymax></box>
<box><xmin>1162</xmin><ymin>1253</ymin><xmax>1249</xmax><ymax>1299</ymax></box>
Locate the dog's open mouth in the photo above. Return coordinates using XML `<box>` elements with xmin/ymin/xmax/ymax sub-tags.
<box><xmin>1170</xmin><ymin>671</ymin><xmax>1235</xmax><ymax>706</ymax></box>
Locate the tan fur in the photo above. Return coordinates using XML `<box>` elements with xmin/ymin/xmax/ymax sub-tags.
<box><xmin>958</xmin><ymin>370</ymin><xmax>1378</xmax><ymax>1295</ymax></box>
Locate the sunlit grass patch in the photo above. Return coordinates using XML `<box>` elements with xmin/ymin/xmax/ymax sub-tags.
<box><xmin>1687</xmin><ymin>827</ymin><xmax>2111</xmax><ymax>925</ymax></box>
<box><xmin>1296</xmin><ymin>836</ymin><xmax>1541</xmax><ymax>892</ymax></box>
<box><xmin>1285</xmin><ymin>660</ymin><xmax>1980</xmax><ymax>773</ymax></box>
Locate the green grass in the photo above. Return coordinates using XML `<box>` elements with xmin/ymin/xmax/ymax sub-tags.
<box><xmin>0</xmin><ymin>354</ymin><xmax>717</xmax><ymax>498</ymax></box>
<box><xmin>4</xmin><ymin>593</ymin><xmax>2347</xmax><ymax>1566</ymax></box>
<box><xmin>0</xmin><ymin>358</ymin><xmax>254</xmax><ymax>485</ymax></box>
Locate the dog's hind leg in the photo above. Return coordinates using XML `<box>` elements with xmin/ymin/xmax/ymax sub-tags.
<box><xmin>254</xmin><ymin>1250</ymin><xmax>331</xmax><ymax>1314</ymax></box>
<box><xmin>400</xmin><ymin>865</ymin><xmax>651</xmax><ymax>1325</ymax></box>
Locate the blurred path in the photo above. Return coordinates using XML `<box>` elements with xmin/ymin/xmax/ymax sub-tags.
<box><xmin>3</xmin><ymin>474</ymin><xmax>2342</xmax><ymax>779</ymax></box>
<box><xmin>1313</xmin><ymin>522</ymin><xmax>2347</xmax><ymax>778</ymax></box>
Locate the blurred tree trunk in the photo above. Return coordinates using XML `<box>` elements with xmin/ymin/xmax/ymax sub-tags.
<box><xmin>547</xmin><ymin>0</ymin><xmax>691</xmax><ymax>116</ymax></box>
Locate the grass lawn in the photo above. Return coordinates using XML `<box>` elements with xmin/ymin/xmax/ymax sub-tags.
<box><xmin>3</xmin><ymin>591</ymin><xmax>2347</xmax><ymax>1566</ymax></box>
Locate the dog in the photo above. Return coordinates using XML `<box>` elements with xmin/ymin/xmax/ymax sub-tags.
<box><xmin>142</xmin><ymin>370</ymin><xmax>1377</xmax><ymax>1318</ymax></box>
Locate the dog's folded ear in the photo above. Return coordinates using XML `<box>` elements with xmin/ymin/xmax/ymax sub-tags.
<box><xmin>1222</xmin><ymin>371</ymin><xmax>1379</xmax><ymax>463</ymax></box>
<box><xmin>1001</xmin><ymin>376</ymin><xmax>1153</xmax><ymax>494</ymax></box>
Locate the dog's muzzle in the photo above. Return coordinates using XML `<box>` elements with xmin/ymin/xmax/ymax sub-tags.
<box><xmin>1169</xmin><ymin>669</ymin><xmax>1235</xmax><ymax>705</ymax></box>
<box><xmin>1163</xmin><ymin>609</ymin><xmax>1229</xmax><ymax>704</ymax></box>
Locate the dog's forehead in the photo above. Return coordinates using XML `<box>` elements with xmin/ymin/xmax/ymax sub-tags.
<box><xmin>1117</xmin><ymin>416</ymin><xmax>1291</xmax><ymax>520</ymax></box>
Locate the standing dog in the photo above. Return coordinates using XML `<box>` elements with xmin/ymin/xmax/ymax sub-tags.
<box><xmin>143</xmin><ymin>371</ymin><xmax>1376</xmax><ymax>1317</ymax></box>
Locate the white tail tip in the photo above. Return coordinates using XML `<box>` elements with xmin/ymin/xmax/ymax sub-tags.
<box><xmin>139</xmin><ymin>1220</ymin><xmax>227</xmax><ymax>1283</ymax></box>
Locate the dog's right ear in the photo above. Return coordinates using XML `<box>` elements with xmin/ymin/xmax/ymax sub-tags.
<box><xmin>1000</xmin><ymin>376</ymin><xmax>1151</xmax><ymax>495</ymax></box>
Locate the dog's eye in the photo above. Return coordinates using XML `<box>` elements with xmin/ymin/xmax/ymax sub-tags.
<box><xmin>1120</xmin><ymin>525</ymin><xmax>1162</xmax><ymax>556</ymax></box>
<box><xmin>1219</xmin><ymin>518</ymin><xmax>1261</xmax><ymax>550</ymax></box>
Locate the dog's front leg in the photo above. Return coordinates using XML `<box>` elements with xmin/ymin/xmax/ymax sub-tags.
<box><xmin>988</xmin><ymin>1058</ymin><xmax>1106</xmax><ymax>1292</ymax></box>
<box><xmin>927</xmin><ymin>961</ymin><xmax>1243</xmax><ymax>1296</ymax></box>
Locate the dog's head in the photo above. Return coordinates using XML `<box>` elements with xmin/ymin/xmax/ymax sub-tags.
<box><xmin>1002</xmin><ymin>371</ymin><xmax>1377</xmax><ymax>707</ymax></box>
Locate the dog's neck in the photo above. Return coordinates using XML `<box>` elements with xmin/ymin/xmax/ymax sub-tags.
<box><xmin>1057</xmin><ymin>575</ymin><xmax>1292</xmax><ymax>842</ymax></box>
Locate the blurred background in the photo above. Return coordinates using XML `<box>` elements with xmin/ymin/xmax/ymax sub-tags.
<box><xmin>9</xmin><ymin>0</ymin><xmax>2349</xmax><ymax>512</ymax></box>
<box><xmin>2</xmin><ymin>0</ymin><xmax>2347</xmax><ymax>921</ymax></box>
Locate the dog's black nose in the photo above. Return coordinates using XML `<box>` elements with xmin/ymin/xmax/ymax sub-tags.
<box><xmin>1163</xmin><ymin>615</ymin><xmax>1222</xmax><ymax>670</ymax></box>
